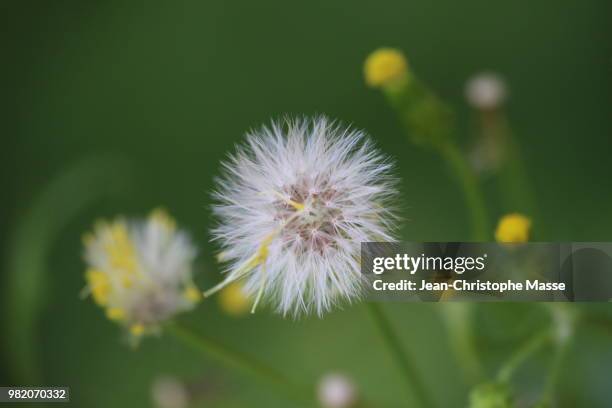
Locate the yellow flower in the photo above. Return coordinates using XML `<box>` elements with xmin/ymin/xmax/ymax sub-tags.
<box><xmin>495</xmin><ymin>213</ymin><xmax>531</xmax><ymax>243</ymax></box>
<box><xmin>218</xmin><ymin>282</ymin><xmax>252</xmax><ymax>317</ymax></box>
<box><xmin>82</xmin><ymin>209</ymin><xmax>199</xmax><ymax>338</ymax></box>
<box><xmin>364</xmin><ymin>48</ymin><xmax>409</xmax><ymax>88</ymax></box>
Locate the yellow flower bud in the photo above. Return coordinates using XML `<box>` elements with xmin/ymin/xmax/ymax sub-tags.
<box><xmin>495</xmin><ymin>213</ymin><xmax>531</xmax><ymax>243</ymax></box>
<box><xmin>364</xmin><ymin>48</ymin><xmax>409</xmax><ymax>88</ymax></box>
<box><xmin>218</xmin><ymin>282</ymin><xmax>251</xmax><ymax>317</ymax></box>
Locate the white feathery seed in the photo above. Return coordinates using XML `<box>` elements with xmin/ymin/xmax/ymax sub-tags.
<box><xmin>208</xmin><ymin>117</ymin><xmax>398</xmax><ymax>317</ymax></box>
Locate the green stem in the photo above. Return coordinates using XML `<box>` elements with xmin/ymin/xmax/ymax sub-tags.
<box><xmin>438</xmin><ymin>304</ymin><xmax>483</xmax><ymax>384</ymax></box>
<box><xmin>165</xmin><ymin>321</ymin><xmax>312</xmax><ymax>404</ymax></box>
<box><xmin>366</xmin><ymin>303</ymin><xmax>435</xmax><ymax>408</ymax></box>
<box><xmin>382</xmin><ymin>78</ymin><xmax>489</xmax><ymax>241</ymax></box>
<box><xmin>498</xmin><ymin>134</ymin><xmax>535</xmax><ymax>215</ymax></box>
<box><xmin>536</xmin><ymin>304</ymin><xmax>575</xmax><ymax>405</ymax></box>
<box><xmin>496</xmin><ymin>329</ymin><xmax>551</xmax><ymax>384</ymax></box>
<box><xmin>538</xmin><ymin>337</ymin><xmax>571</xmax><ymax>405</ymax></box>
<box><xmin>439</xmin><ymin>142</ymin><xmax>490</xmax><ymax>241</ymax></box>
<box><xmin>482</xmin><ymin>111</ymin><xmax>536</xmax><ymax>216</ymax></box>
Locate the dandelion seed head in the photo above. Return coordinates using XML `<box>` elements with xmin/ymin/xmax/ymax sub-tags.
<box><xmin>211</xmin><ymin>117</ymin><xmax>398</xmax><ymax>317</ymax></box>
<box><xmin>495</xmin><ymin>213</ymin><xmax>531</xmax><ymax>243</ymax></box>
<box><xmin>83</xmin><ymin>209</ymin><xmax>199</xmax><ymax>337</ymax></box>
<box><xmin>364</xmin><ymin>48</ymin><xmax>409</xmax><ymax>88</ymax></box>
<box><xmin>465</xmin><ymin>72</ymin><xmax>507</xmax><ymax>110</ymax></box>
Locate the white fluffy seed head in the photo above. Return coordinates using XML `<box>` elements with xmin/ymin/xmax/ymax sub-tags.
<box><xmin>211</xmin><ymin>116</ymin><xmax>399</xmax><ymax>317</ymax></box>
<box><xmin>465</xmin><ymin>72</ymin><xmax>507</xmax><ymax>110</ymax></box>
<box><xmin>317</xmin><ymin>373</ymin><xmax>358</xmax><ymax>408</ymax></box>
<box><xmin>83</xmin><ymin>209</ymin><xmax>201</xmax><ymax>336</ymax></box>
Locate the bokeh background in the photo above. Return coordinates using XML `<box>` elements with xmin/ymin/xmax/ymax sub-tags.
<box><xmin>2</xmin><ymin>1</ymin><xmax>611</xmax><ymax>407</ymax></box>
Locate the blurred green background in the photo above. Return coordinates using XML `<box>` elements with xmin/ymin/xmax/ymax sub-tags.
<box><xmin>2</xmin><ymin>1</ymin><xmax>611</xmax><ymax>407</ymax></box>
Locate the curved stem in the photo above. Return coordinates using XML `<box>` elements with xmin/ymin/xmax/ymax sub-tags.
<box><xmin>165</xmin><ymin>321</ymin><xmax>312</xmax><ymax>404</ymax></box>
<box><xmin>496</xmin><ymin>329</ymin><xmax>551</xmax><ymax>384</ymax></box>
<box><xmin>3</xmin><ymin>156</ymin><xmax>132</xmax><ymax>383</ymax></box>
<box><xmin>439</xmin><ymin>142</ymin><xmax>490</xmax><ymax>241</ymax></box>
<box><xmin>382</xmin><ymin>78</ymin><xmax>489</xmax><ymax>241</ymax></box>
<box><xmin>366</xmin><ymin>303</ymin><xmax>435</xmax><ymax>408</ymax></box>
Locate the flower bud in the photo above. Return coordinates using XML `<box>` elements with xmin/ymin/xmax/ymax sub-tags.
<box><xmin>495</xmin><ymin>213</ymin><xmax>531</xmax><ymax>243</ymax></box>
<box><xmin>364</xmin><ymin>48</ymin><xmax>409</xmax><ymax>88</ymax></box>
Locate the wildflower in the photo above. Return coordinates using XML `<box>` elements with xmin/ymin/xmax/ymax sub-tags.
<box><xmin>218</xmin><ymin>281</ymin><xmax>252</xmax><ymax>317</ymax></box>
<box><xmin>83</xmin><ymin>209</ymin><xmax>200</xmax><ymax>338</ymax></box>
<box><xmin>364</xmin><ymin>48</ymin><xmax>409</xmax><ymax>88</ymax></box>
<box><xmin>495</xmin><ymin>213</ymin><xmax>531</xmax><ymax>243</ymax></box>
<box><xmin>208</xmin><ymin>117</ymin><xmax>398</xmax><ymax>317</ymax></box>
<box><xmin>317</xmin><ymin>373</ymin><xmax>358</xmax><ymax>408</ymax></box>
<box><xmin>465</xmin><ymin>73</ymin><xmax>507</xmax><ymax>110</ymax></box>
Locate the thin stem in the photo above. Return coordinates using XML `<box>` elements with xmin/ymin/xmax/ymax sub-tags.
<box><xmin>538</xmin><ymin>336</ymin><xmax>571</xmax><ymax>405</ymax></box>
<box><xmin>481</xmin><ymin>110</ymin><xmax>536</xmax><ymax>216</ymax></box>
<box><xmin>439</xmin><ymin>142</ymin><xmax>490</xmax><ymax>241</ymax></box>
<box><xmin>165</xmin><ymin>321</ymin><xmax>312</xmax><ymax>404</ymax></box>
<box><xmin>438</xmin><ymin>303</ymin><xmax>483</xmax><ymax>384</ymax></box>
<box><xmin>536</xmin><ymin>304</ymin><xmax>575</xmax><ymax>405</ymax></box>
<box><xmin>382</xmin><ymin>79</ymin><xmax>489</xmax><ymax>241</ymax></box>
<box><xmin>366</xmin><ymin>303</ymin><xmax>435</xmax><ymax>408</ymax></box>
<box><xmin>496</xmin><ymin>329</ymin><xmax>551</xmax><ymax>384</ymax></box>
